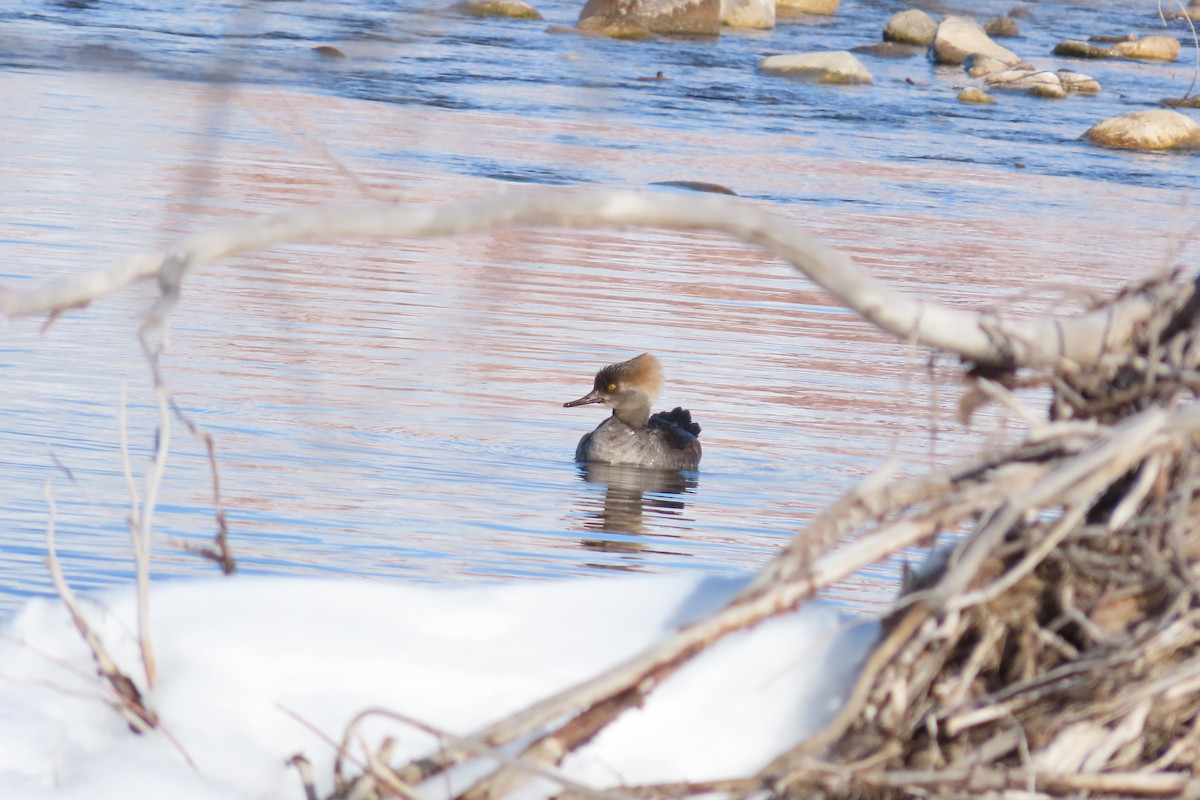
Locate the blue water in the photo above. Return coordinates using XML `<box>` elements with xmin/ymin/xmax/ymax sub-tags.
<box><xmin>0</xmin><ymin>0</ymin><xmax>1197</xmax><ymax>616</ymax></box>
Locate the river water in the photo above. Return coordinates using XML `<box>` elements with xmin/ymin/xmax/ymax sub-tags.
<box><xmin>0</xmin><ymin>0</ymin><xmax>1197</xmax><ymax>615</ymax></box>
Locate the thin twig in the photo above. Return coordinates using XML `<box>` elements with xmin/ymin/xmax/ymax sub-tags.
<box><xmin>42</xmin><ymin>478</ymin><xmax>157</xmax><ymax>734</ymax></box>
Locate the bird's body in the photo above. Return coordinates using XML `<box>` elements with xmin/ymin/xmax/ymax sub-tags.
<box><xmin>564</xmin><ymin>353</ymin><xmax>702</xmax><ymax>471</ymax></box>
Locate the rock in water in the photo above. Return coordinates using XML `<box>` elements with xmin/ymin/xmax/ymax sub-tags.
<box><xmin>579</xmin><ymin>0</ymin><xmax>720</xmax><ymax>36</ymax></box>
<box><xmin>957</xmin><ymin>87</ymin><xmax>996</xmax><ymax>104</ymax></box>
<box><xmin>759</xmin><ymin>51</ymin><xmax>873</xmax><ymax>85</ymax></box>
<box><xmin>1085</xmin><ymin>109</ymin><xmax>1200</xmax><ymax>151</ymax></box>
<box><xmin>720</xmin><ymin>0</ymin><xmax>773</xmax><ymax>29</ymax></box>
<box><xmin>883</xmin><ymin>9</ymin><xmax>937</xmax><ymax>46</ymax></box>
<box><xmin>1053</xmin><ymin>40</ymin><xmax>1121</xmax><ymax>58</ymax></box>
<box><xmin>574</xmin><ymin>15</ymin><xmax>654</xmax><ymax>38</ymax></box>
<box><xmin>1057</xmin><ymin>70</ymin><xmax>1101</xmax><ymax>94</ymax></box>
<box><xmin>984</xmin><ymin>16</ymin><xmax>1019</xmax><ymax>38</ymax></box>
<box><xmin>776</xmin><ymin>0</ymin><xmax>840</xmax><ymax>14</ymax></box>
<box><xmin>452</xmin><ymin>0</ymin><xmax>543</xmax><ymax>18</ymax></box>
<box><xmin>1112</xmin><ymin>35</ymin><xmax>1180</xmax><ymax>61</ymax></box>
<box><xmin>933</xmin><ymin>16</ymin><xmax>1021</xmax><ymax>65</ymax></box>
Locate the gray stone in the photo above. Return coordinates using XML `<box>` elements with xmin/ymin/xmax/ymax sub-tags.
<box><xmin>452</xmin><ymin>0</ymin><xmax>543</xmax><ymax>18</ymax></box>
<box><xmin>985</xmin><ymin>68</ymin><xmax>1067</xmax><ymax>99</ymax></box>
<box><xmin>958</xmin><ymin>87</ymin><xmax>996</xmax><ymax>104</ymax></box>
<box><xmin>776</xmin><ymin>0</ymin><xmax>840</xmax><ymax>14</ymax></box>
<box><xmin>579</xmin><ymin>0</ymin><xmax>720</xmax><ymax>36</ymax></box>
<box><xmin>984</xmin><ymin>16</ymin><xmax>1019</xmax><ymax>38</ymax></box>
<box><xmin>759</xmin><ymin>51</ymin><xmax>873</xmax><ymax>85</ymax></box>
<box><xmin>574</xmin><ymin>16</ymin><xmax>654</xmax><ymax>38</ymax></box>
<box><xmin>851</xmin><ymin>42</ymin><xmax>920</xmax><ymax>59</ymax></box>
<box><xmin>1053</xmin><ymin>40</ymin><xmax>1121</xmax><ymax>58</ymax></box>
<box><xmin>1057</xmin><ymin>70</ymin><xmax>1101</xmax><ymax>95</ymax></box>
<box><xmin>1113</xmin><ymin>35</ymin><xmax>1180</xmax><ymax>61</ymax></box>
<box><xmin>720</xmin><ymin>0</ymin><xmax>773</xmax><ymax>28</ymax></box>
<box><xmin>964</xmin><ymin>54</ymin><xmax>1012</xmax><ymax>77</ymax></box>
<box><xmin>1085</xmin><ymin>109</ymin><xmax>1200</xmax><ymax>150</ymax></box>
<box><xmin>932</xmin><ymin>16</ymin><xmax>1021</xmax><ymax>66</ymax></box>
<box><xmin>883</xmin><ymin>9</ymin><xmax>937</xmax><ymax>46</ymax></box>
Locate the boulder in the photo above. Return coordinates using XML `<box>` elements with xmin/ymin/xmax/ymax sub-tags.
<box><xmin>759</xmin><ymin>51</ymin><xmax>873</xmax><ymax>84</ymax></box>
<box><xmin>851</xmin><ymin>42</ymin><xmax>921</xmax><ymax>59</ymax></box>
<box><xmin>574</xmin><ymin>16</ymin><xmax>655</xmax><ymax>38</ymax></box>
<box><xmin>452</xmin><ymin>0</ymin><xmax>543</xmax><ymax>18</ymax></box>
<box><xmin>1054</xmin><ymin>40</ymin><xmax>1121</xmax><ymax>58</ymax></box>
<box><xmin>986</xmin><ymin>68</ymin><xmax>1067</xmax><ymax>99</ymax></box>
<box><xmin>776</xmin><ymin>0</ymin><xmax>840</xmax><ymax>14</ymax></box>
<box><xmin>1166</xmin><ymin>4</ymin><xmax>1200</xmax><ymax>20</ymax></box>
<box><xmin>883</xmin><ymin>9</ymin><xmax>937</xmax><ymax>46</ymax></box>
<box><xmin>958</xmin><ymin>87</ymin><xmax>996</xmax><ymax>104</ymax></box>
<box><xmin>579</xmin><ymin>0</ymin><xmax>720</xmax><ymax>36</ymax></box>
<box><xmin>984</xmin><ymin>16</ymin><xmax>1019</xmax><ymax>38</ymax></box>
<box><xmin>1057</xmin><ymin>70</ymin><xmax>1101</xmax><ymax>94</ymax></box>
<box><xmin>1113</xmin><ymin>35</ymin><xmax>1180</xmax><ymax>61</ymax></box>
<box><xmin>932</xmin><ymin>16</ymin><xmax>1021</xmax><ymax>66</ymax></box>
<box><xmin>964</xmin><ymin>53</ymin><xmax>1014</xmax><ymax>77</ymax></box>
<box><xmin>1084</xmin><ymin>109</ymin><xmax>1200</xmax><ymax>150</ymax></box>
<box><xmin>720</xmin><ymin>0</ymin><xmax>773</xmax><ymax>28</ymax></box>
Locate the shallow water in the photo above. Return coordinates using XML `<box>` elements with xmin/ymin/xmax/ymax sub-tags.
<box><xmin>0</xmin><ymin>0</ymin><xmax>1197</xmax><ymax>615</ymax></box>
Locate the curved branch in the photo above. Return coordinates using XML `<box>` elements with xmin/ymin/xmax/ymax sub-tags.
<box><xmin>0</xmin><ymin>188</ymin><xmax>1160</xmax><ymax>369</ymax></box>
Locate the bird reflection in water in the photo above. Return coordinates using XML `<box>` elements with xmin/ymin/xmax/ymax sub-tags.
<box><xmin>574</xmin><ymin>462</ymin><xmax>699</xmax><ymax>556</ymax></box>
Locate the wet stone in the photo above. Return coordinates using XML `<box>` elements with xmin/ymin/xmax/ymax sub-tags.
<box><xmin>451</xmin><ymin>0</ymin><xmax>543</xmax><ymax>18</ymax></box>
<box><xmin>1085</xmin><ymin>109</ymin><xmax>1200</xmax><ymax>151</ymax></box>
<box><xmin>882</xmin><ymin>9</ymin><xmax>937</xmax><ymax>46</ymax></box>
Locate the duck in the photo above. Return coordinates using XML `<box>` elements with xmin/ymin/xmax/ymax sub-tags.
<box><xmin>563</xmin><ymin>353</ymin><xmax>702</xmax><ymax>470</ymax></box>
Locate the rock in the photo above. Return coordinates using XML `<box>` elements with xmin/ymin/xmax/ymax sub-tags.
<box><xmin>1164</xmin><ymin>95</ymin><xmax>1200</xmax><ymax>108</ymax></box>
<box><xmin>883</xmin><ymin>9</ymin><xmax>937</xmax><ymax>46</ymax></box>
<box><xmin>964</xmin><ymin>54</ymin><xmax>1012</xmax><ymax>77</ymax></box>
<box><xmin>1113</xmin><ymin>35</ymin><xmax>1180</xmax><ymax>61</ymax></box>
<box><xmin>575</xmin><ymin>15</ymin><xmax>655</xmax><ymax>38</ymax></box>
<box><xmin>721</xmin><ymin>0</ymin><xmax>773</xmax><ymax>28</ymax></box>
<box><xmin>1054</xmin><ymin>40</ymin><xmax>1121</xmax><ymax>58</ymax></box>
<box><xmin>984</xmin><ymin>16</ymin><xmax>1019</xmax><ymax>37</ymax></box>
<box><xmin>452</xmin><ymin>0</ymin><xmax>543</xmax><ymax>18</ymax></box>
<box><xmin>776</xmin><ymin>0</ymin><xmax>840</xmax><ymax>14</ymax></box>
<box><xmin>579</xmin><ymin>0</ymin><xmax>720</xmax><ymax>36</ymax></box>
<box><xmin>932</xmin><ymin>16</ymin><xmax>1021</xmax><ymax>66</ymax></box>
<box><xmin>1057</xmin><ymin>70</ymin><xmax>1101</xmax><ymax>94</ymax></box>
<box><xmin>1084</xmin><ymin>109</ymin><xmax>1200</xmax><ymax>151</ymax></box>
<box><xmin>1008</xmin><ymin>4</ymin><xmax>1029</xmax><ymax>18</ymax></box>
<box><xmin>985</xmin><ymin>68</ymin><xmax>1067</xmax><ymax>99</ymax></box>
<box><xmin>312</xmin><ymin>45</ymin><xmax>346</xmax><ymax>58</ymax></box>
<box><xmin>958</xmin><ymin>87</ymin><xmax>996</xmax><ymax>104</ymax></box>
<box><xmin>1055</xmin><ymin>35</ymin><xmax>1180</xmax><ymax>61</ymax></box>
<box><xmin>1089</xmin><ymin>33</ymin><xmax>1136</xmax><ymax>43</ymax></box>
<box><xmin>1166</xmin><ymin>4</ymin><xmax>1200</xmax><ymax>20</ymax></box>
<box><xmin>649</xmin><ymin>180</ymin><xmax>738</xmax><ymax>195</ymax></box>
<box><xmin>1028</xmin><ymin>82</ymin><xmax>1068</xmax><ymax>99</ymax></box>
<box><xmin>851</xmin><ymin>42</ymin><xmax>920</xmax><ymax>59</ymax></box>
<box><xmin>758</xmin><ymin>51</ymin><xmax>873</xmax><ymax>85</ymax></box>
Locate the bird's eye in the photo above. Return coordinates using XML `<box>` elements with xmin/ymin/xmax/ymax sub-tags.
<box><xmin>607</xmin><ymin>383</ymin><xmax>617</xmax><ymax>391</ymax></box>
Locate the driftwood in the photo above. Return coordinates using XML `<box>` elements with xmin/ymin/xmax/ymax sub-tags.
<box><xmin>8</xmin><ymin>187</ymin><xmax>1200</xmax><ymax>799</ymax></box>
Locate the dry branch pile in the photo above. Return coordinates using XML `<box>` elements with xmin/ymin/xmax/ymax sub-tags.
<box><xmin>763</xmin><ymin>270</ymin><xmax>1200</xmax><ymax>799</ymax></box>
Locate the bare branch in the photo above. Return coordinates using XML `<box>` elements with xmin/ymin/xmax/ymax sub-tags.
<box><xmin>0</xmin><ymin>189</ymin><xmax>1163</xmax><ymax>370</ymax></box>
<box><xmin>42</xmin><ymin>477</ymin><xmax>158</xmax><ymax>734</ymax></box>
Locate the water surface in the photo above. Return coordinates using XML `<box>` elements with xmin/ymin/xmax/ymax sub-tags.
<box><xmin>0</xmin><ymin>0</ymin><xmax>1197</xmax><ymax>615</ymax></box>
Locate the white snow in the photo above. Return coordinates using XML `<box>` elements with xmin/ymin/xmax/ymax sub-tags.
<box><xmin>0</xmin><ymin>574</ymin><xmax>877</xmax><ymax>799</ymax></box>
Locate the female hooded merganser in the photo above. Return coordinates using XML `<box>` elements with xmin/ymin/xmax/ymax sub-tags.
<box><xmin>563</xmin><ymin>353</ymin><xmax>702</xmax><ymax>470</ymax></box>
